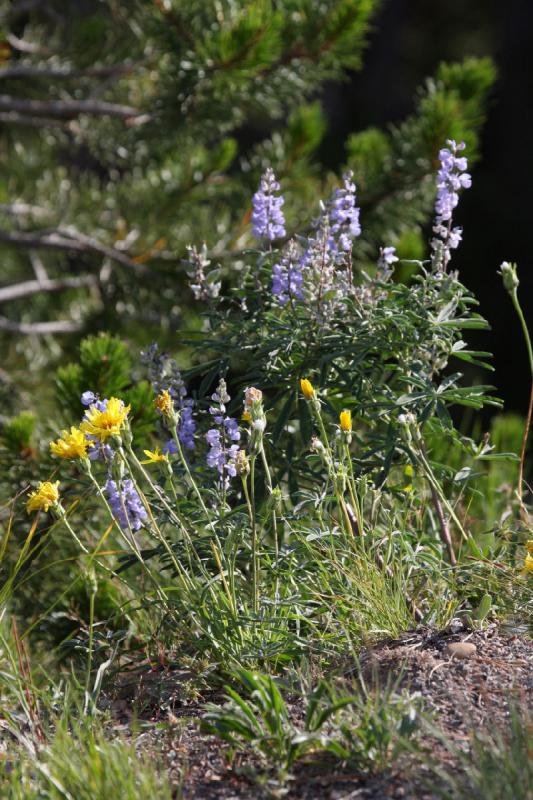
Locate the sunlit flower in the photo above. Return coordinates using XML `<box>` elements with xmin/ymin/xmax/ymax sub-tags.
<box><xmin>300</xmin><ymin>378</ymin><xmax>315</xmax><ymax>400</ymax></box>
<box><xmin>50</xmin><ymin>426</ymin><xmax>90</xmax><ymax>460</ymax></box>
<box><xmin>523</xmin><ymin>553</ymin><xmax>533</xmax><ymax>574</ymax></box>
<box><xmin>252</xmin><ymin>167</ymin><xmax>285</xmax><ymax>241</ymax></box>
<box><xmin>140</xmin><ymin>447</ymin><xmax>168</xmax><ymax>464</ymax></box>
<box><xmin>26</xmin><ymin>481</ymin><xmax>60</xmax><ymax>514</ymax></box>
<box><xmin>339</xmin><ymin>410</ymin><xmax>352</xmax><ymax>433</ymax></box>
<box><xmin>81</xmin><ymin>397</ymin><xmax>130</xmax><ymax>441</ymax></box>
<box><xmin>526</xmin><ymin>540</ymin><xmax>533</xmax><ymax>554</ymax></box>
<box><xmin>155</xmin><ymin>389</ymin><xmax>173</xmax><ymax>417</ymax></box>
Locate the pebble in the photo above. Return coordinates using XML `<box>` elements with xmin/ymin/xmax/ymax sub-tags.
<box><xmin>446</xmin><ymin>641</ymin><xmax>477</xmax><ymax>659</ymax></box>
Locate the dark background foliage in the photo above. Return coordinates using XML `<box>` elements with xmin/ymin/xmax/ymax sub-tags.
<box><xmin>321</xmin><ymin>0</ymin><xmax>533</xmax><ymax>415</ymax></box>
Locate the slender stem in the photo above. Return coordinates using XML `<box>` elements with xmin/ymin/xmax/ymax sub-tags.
<box><xmin>428</xmin><ymin>483</ymin><xmax>457</xmax><ymax>567</ymax></box>
<box><xmin>241</xmin><ymin>474</ymin><xmax>258</xmax><ymax>615</ymax></box>
<box><xmin>312</xmin><ymin>400</ymin><xmax>352</xmax><ymax>538</ymax></box>
<box><xmin>57</xmin><ymin>510</ymin><xmax>90</xmax><ymax>554</ymax></box>
<box><xmin>511</xmin><ymin>289</ymin><xmax>533</xmax><ymax>508</ymax></box>
<box><xmin>518</xmin><ymin>384</ymin><xmax>533</xmax><ymax>510</ymax></box>
<box><xmin>171</xmin><ymin>425</ymin><xmax>212</xmax><ymax>520</ymax></box>
<box><xmin>85</xmin><ymin>590</ymin><xmax>95</xmax><ymax>712</ymax></box>
<box><xmin>250</xmin><ymin>456</ymin><xmax>259</xmax><ymax>614</ymax></box>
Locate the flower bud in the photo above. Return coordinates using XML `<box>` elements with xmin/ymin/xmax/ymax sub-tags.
<box><xmin>300</xmin><ymin>378</ymin><xmax>315</xmax><ymax>400</ymax></box>
<box><xmin>339</xmin><ymin>410</ymin><xmax>352</xmax><ymax>433</ymax></box>
<box><xmin>499</xmin><ymin>261</ymin><xmax>519</xmax><ymax>293</ymax></box>
<box><xmin>235</xmin><ymin>449</ymin><xmax>250</xmax><ymax>476</ymax></box>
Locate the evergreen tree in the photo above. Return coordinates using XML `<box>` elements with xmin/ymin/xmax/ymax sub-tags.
<box><xmin>0</xmin><ymin>2</ymin><xmax>494</xmax><ymax>391</ymax></box>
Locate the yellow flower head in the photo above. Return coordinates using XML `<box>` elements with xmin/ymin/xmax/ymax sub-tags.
<box><xmin>526</xmin><ymin>540</ymin><xmax>533</xmax><ymax>555</ymax></box>
<box><xmin>50</xmin><ymin>426</ymin><xmax>90</xmax><ymax>460</ymax></box>
<box><xmin>300</xmin><ymin>378</ymin><xmax>315</xmax><ymax>400</ymax></box>
<box><xmin>140</xmin><ymin>447</ymin><xmax>168</xmax><ymax>465</ymax></box>
<box><xmin>524</xmin><ymin>553</ymin><xmax>533</xmax><ymax>574</ymax></box>
<box><xmin>339</xmin><ymin>409</ymin><xmax>352</xmax><ymax>433</ymax></box>
<box><xmin>241</xmin><ymin>410</ymin><xmax>252</xmax><ymax>423</ymax></box>
<box><xmin>26</xmin><ymin>481</ymin><xmax>60</xmax><ymax>514</ymax></box>
<box><xmin>80</xmin><ymin>397</ymin><xmax>130</xmax><ymax>441</ymax></box>
<box><xmin>155</xmin><ymin>389</ymin><xmax>173</xmax><ymax>418</ymax></box>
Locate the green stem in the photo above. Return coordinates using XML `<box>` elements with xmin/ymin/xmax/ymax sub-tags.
<box><xmin>250</xmin><ymin>456</ymin><xmax>259</xmax><ymax>615</ymax></box>
<box><xmin>241</xmin><ymin>474</ymin><xmax>258</xmax><ymax>615</ymax></box>
<box><xmin>85</xmin><ymin>590</ymin><xmax>95</xmax><ymax>712</ymax></box>
<box><xmin>511</xmin><ymin>289</ymin><xmax>533</xmax><ymax>507</ymax></box>
<box><xmin>171</xmin><ymin>425</ymin><xmax>212</xmax><ymax>520</ymax></box>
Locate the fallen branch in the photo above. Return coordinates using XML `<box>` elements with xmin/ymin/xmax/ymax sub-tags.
<box><xmin>0</xmin><ymin>62</ymin><xmax>137</xmax><ymax>81</ymax></box>
<box><xmin>0</xmin><ymin>315</ymin><xmax>83</xmax><ymax>334</ymax></box>
<box><xmin>0</xmin><ymin>111</ymin><xmax>67</xmax><ymax>128</ymax></box>
<box><xmin>0</xmin><ymin>94</ymin><xmax>141</xmax><ymax>120</ymax></box>
<box><xmin>0</xmin><ymin>275</ymin><xmax>97</xmax><ymax>303</ymax></box>
<box><xmin>0</xmin><ymin>227</ymin><xmax>140</xmax><ymax>270</ymax></box>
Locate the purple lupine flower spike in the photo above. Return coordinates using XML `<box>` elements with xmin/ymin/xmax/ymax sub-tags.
<box><xmin>206</xmin><ymin>379</ymin><xmax>240</xmax><ymax>488</ymax></box>
<box><xmin>272</xmin><ymin>241</ymin><xmax>304</xmax><ymax>306</ymax></box>
<box><xmin>328</xmin><ymin>171</ymin><xmax>361</xmax><ymax>258</ymax></box>
<box><xmin>251</xmin><ymin>167</ymin><xmax>286</xmax><ymax>241</ymax></box>
<box><xmin>432</xmin><ymin>140</ymin><xmax>471</xmax><ymax>270</ymax></box>
<box><xmin>105</xmin><ymin>479</ymin><xmax>147</xmax><ymax>531</ymax></box>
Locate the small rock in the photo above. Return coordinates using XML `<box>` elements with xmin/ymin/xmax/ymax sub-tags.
<box><xmin>446</xmin><ymin>641</ymin><xmax>477</xmax><ymax>659</ymax></box>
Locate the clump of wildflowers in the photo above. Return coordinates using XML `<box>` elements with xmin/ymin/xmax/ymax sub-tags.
<box><xmin>81</xmin><ymin>397</ymin><xmax>130</xmax><ymax>442</ymax></box>
<box><xmin>252</xmin><ymin>167</ymin><xmax>286</xmax><ymax>241</ymax></box>
<box><xmin>432</xmin><ymin>140</ymin><xmax>471</xmax><ymax>270</ymax></box>
<box><xmin>26</xmin><ymin>481</ymin><xmax>60</xmax><ymax>514</ymax></box>
<box><xmin>50</xmin><ymin>426</ymin><xmax>90</xmax><ymax>460</ymax></box>
<box><xmin>104</xmin><ymin>479</ymin><xmax>147</xmax><ymax>531</ymax></box>
<box><xmin>206</xmin><ymin>379</ymin><xmax>241</xmax><ymax>488</ymax></box>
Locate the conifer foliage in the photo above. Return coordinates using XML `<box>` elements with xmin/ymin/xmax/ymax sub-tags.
<box><xmin>0</xmin><ymin>2</ymin><xmax>494</xmax><ymax>352</ymax></box>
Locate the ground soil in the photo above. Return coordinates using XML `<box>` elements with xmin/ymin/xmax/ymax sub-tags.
<box><xmin>107</xmin><ymin>625</ymin><xmax>533</xmax><ymax>799</ymax></box>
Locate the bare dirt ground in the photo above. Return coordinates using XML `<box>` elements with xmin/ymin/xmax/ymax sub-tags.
<box><xmin>108</xmin><ymin>625</ymin><xmax>533</xmax><ymax>799</ymax></box>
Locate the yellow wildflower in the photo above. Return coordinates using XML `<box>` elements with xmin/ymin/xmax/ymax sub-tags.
<box><xmin>80</xmin><ymin>397</ymin><xmax>130</xmax><ymax>441</ymax></box>
<box><xmin>300</xmin><ymin>378</ymin><xmax>315</xmax><ymax>400</ymax></box>
<box><xmin>26</xmin><ymin>481</ymin><xmax>60</xmax><ymax>514</ymax></box>
<box><xmin>155</xmin><ymin>389</ymin><xmax>173</xmax><ymax>417</ymax></box>
<box><xmin>241</xmin><ymin>410</ymin><xmax>252</xmax><ymax>423</ymax></box>
<box><xmin>526</xmin><ymin>540</ymin><xmax>533</xmax><ymax>555</ymax></box>
<box><xmin>140</xmin><ymin>447</ymin><xmax>168</xmax><ymax>465</ymax></box>
<box><xmin>523</xmin><ymin>553</ymin><xmax>533</xmax><ymax>574</ymax></box>
<box><xmin>50</xmin><ymin>426</ymin><xmax>90</xmax><ymax>460</ymax></box>
<box><xmin>339</xmin><ymin>410</ymin><xmax>352</xmax><ymax>433</ymax></box>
